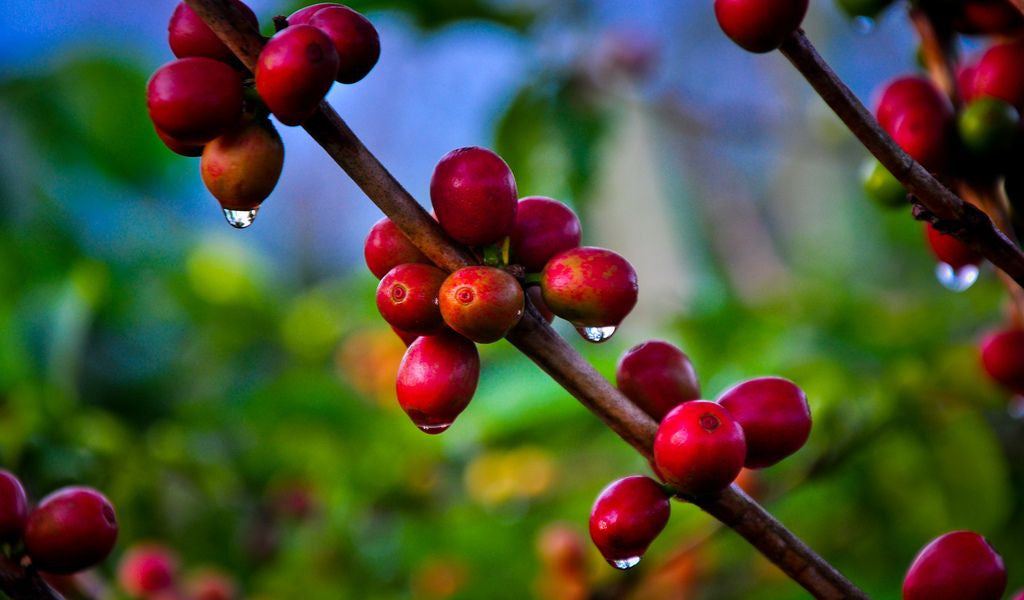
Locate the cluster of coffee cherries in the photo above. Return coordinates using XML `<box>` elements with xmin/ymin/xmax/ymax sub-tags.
<box><xmin>587</xmin><ymin>341</ymin><xmax>812</xmax><ymax>569</ymax></box>
<box><xmin>364</xmin><ymin>146</ymin><xmax>638</xmax><ymax>433</ymax></box>
<box><xmin>145</xmin><ymin>2</ymin><xmax>380</xmax><ymax>228</ymax></box>
<box><xmin>117</xmin><ymin>543</ymin><xmax>238</xmax><ymax>600</ymax></box>
<box><xmin>0</xmin><ymin>470</ymin><xmax>118</xmax><ymax>577</ymax></box>
<box><xmin>902</xmin><ymin>530</ymin><xmax>1015</xmax><ymax>600</ymax></box>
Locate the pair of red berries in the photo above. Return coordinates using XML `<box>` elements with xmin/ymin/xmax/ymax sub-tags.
<box><xmin>0</xmin><ymin>470</ymin><xmax>118</xmax><ymax>575</ymax></box>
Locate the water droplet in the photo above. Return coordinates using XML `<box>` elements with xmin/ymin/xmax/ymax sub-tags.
<box><xmin>609</xmin><ymin>556</ymin><xmax>641</xmax><ymax>570</ymax></box>
<box><xmin>415</xmin><ymin>423</ymin><xmax>452</xmax><ymax>435</ymax></box>
<box><xmin>1009</xmin><ymin>395</ymin><xmax>1024</xmax><ymax>419</ymax></box>
<box><xmin>934</xmin><ymin>262</ymin><xmax>979</xmax><ymax>292</ymax></box>
<box><xmin>406</xmin><ymin>410</ymin><xmax>452</xmax><ymax>434</ymax></box>
<box><xmin>853</xmin><ymin>16</ymin><xmax>875</xmax><ymax>34</ymax></box>
<box><xmin>576</xmin><ymin>325</ymin><xmax>617</xmax><ymax>343</ymax></box>
<box><xmin>223</xmin><ymin>207</ymin><xmax>260</xmax><ymax>229</ymax></box>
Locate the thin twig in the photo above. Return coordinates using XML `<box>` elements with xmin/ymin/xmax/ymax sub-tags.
<box><xmin>779</xmin><ymin>30</ymin><xmax>1024</xmax><ymax>288</ymax></box>
<box><xmin>183</xmin><ymin>1</ymin><xmax>870</xmax><ymax>598</ymax></box>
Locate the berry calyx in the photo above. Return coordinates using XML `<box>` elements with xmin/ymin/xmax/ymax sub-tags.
<box><xmin>980</xmin><ymin>328</ymin><xmax>1024</xmax><ymax>393</ymax></box>
<box><xmin>509</xmin><ymin>197</ymin><xmax>582</xmax><ymax>272</ymax></box>
<box><xmin>430</xmin><ymin>147</ymin><xmax>518</xmax><ymax>247</ymax></box>
<box><xmin>973</xmin><ymin>41</ymin><xmax>1024</xmax><ymax>110</ymax></box>
<box><xmin>540</xmin><ymin>247</ymin><xmax>638</xmax><ymax>331</ymax></box>
<box><xmin>903</xmin><ymin>531</ymin><xmax>1006</xmax><ymax>600</ymax></box>
<box><xmin>24</xmin><ymin>486</ymin><xmax>118</xmax><ymax>574</ymax></box>
<box><xmin>200</xmin><ymin>119</ymin><xmax>284</xmax><ymax>211</ymax></box>
<box><xmin>0</xmin><ymin>470</ymin><xmax>28</xmax><ymax>541</ymax></box>
<box><xmin>652</xmin><ymin>400</ymin><xmax>746</xmax><ymax>496</ymax></box>
<box><xmin>958</xmin><ymin>97</ymin><xmax>1020</xmax><ymax>157</ymax></box>
<box><xmin>168</xmin><ymin>1</ymin><xmax>259</xmax><ymax>63</ymax></box>
<box><xmin>717</xmin><ymin>377</ymin><xmax>811</xmax><ymax>468</ymax></box>
<box><xmin>146</xmin><ymin>57</ymin><xmax>244</xmax><ymax>145</ymax></box>
<box><xmin>862</xmin><ymin>160</ymin><xmax>907</xmax><ymax>208</ymax></box>
<box><xmin>308</xmin><ymin>6</ymin><xmax>381</xmax><ymax>84</ymax></box>
<box><xmin>925</xmin><ymin>223</ymin><xmax>982</xmax><ymax>270</ymax></box>
<box><xmin>117</xmin><ymin>543</ymin><xmax>179</xmax><ymax>597</ymax></box>
<box><xmin>255</xmin><ymin>25</ymin><xmax>340</xmax><ymax>126</ymax></box>
<box><xmin>364</xmin><ymin>217</ymin><xmax>431</xmax><ymax>279</ymax></box>
<box><xmin>714</xmin><ymin>0</ymin><xmax>809</xmax><ymax>53</ymax></box>
<box><xmin>439</xmin><ymin>266</ymin><xmax>524</xmax><ymax>343</ymax></box>
<box><xmin>588</xmin><ymin>476</ymin><xmax>671</xmax><ymax>570</ymax></box>
<box><xmin>395</xmin><ymin>330</ymin><xmax>480</xmax><ymax>434</ymax></box>
<box><xmin>376</xmin><ymin>263</ymin><xmax>448</xmax><ymax>334</ymax></box>
<box><xmin>616</xmin><ymin>340</ymin><xmax>701</xmax><ymax>421</ymax></box>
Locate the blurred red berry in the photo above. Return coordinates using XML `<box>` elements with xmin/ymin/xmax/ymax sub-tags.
<box><xmin>0</xmin><ymin>470</ymin><xmax>28</xmax><ymax>541</ymax></box>
<box><xmin>980</xmin><ymin>328</ymin><xmax>1024</xmax><ymax>393</ymax></box>
<box><xmin>714</xmin><ymin>0</ymin><xmax>809</xmax><ymax>53</ymax></box>
<box><xmin>616</xmin><ymin>340</ymin><xmax>701</xmax><ymax>421</ymax></box>
<box><xmin>903</xmin><ymin>531</ymin><xmax>1005</xmax><ymax>600</ymax></box>
<box><xmin>25</xmin><ymin>487</ymin><xmax>118</xmax><ymax>574</ymax></box>
<box><xmin>717</xmin><ymin>377</ymin><xmax>811</xmax><ymax>468</ymax></box>
<box><xmin>118</xmin><ymin>543</ymin><xmax>178</xmax><ymax>597</ymax></box>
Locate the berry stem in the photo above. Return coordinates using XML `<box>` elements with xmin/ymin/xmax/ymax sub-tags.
<box><xmin>187</xmin><ymin>2</ymin><xmax>869</xmax><ymax>597</ymax></box>
<box><xmin>778</xmin><ymin>29</ymin><xmax>1024</xmax><ymax>288</ymax></box>
<box><xmin>0</xmin><ymin>555</ymin><xmax>64</xmax><ymax>600</ymax></box>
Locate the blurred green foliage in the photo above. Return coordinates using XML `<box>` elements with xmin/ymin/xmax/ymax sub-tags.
<box><xmin>0</xmin><ymin>2</ymin><xmax>1022</xmax><ymax>600</ymax></box>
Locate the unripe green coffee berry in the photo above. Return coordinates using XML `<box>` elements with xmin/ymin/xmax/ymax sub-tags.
<box><xmin>861</xmin><ymin>160</ymin><xmax>907</xmax><ymax>208</ymax></box>
<box><xmin>958</xmin><ymin>97</ymin><xmax>1020</xmax><ymax>156</ymax></box>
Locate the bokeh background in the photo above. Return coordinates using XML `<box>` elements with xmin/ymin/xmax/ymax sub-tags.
<box><xmin>1</xmin><ymin>0</ymin><xmax>1022</xmax><ymax>598</ymax></box>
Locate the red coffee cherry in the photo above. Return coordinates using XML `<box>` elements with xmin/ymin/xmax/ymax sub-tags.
<box><xmin>903</xmin><ymin>531</ymin><xmax>1006</xmax><ymax>600</ymax></box>
<box><xmin>925</xmin><ymin>223</ymin><xmax>981</xmax><ymax>269</ymax></box>
<box><xmin>973</xmin><ymin>41</ymin><xmax>1024</xmax><ymax>110</ymax></box>
<box><xmin>714</xmin><ymin>0</ymin><xmax>809</xmax><ymax>53</ymax></box>
<box><xmin>376</xmin><ymin>263</ymin><xmax>447</xmax><ymax>334</ymax></box>
<box><xmin>255</xmin><ymin>25</ymin><xmax>340</xmax><ymax>126</ymax></box>
<box><xmin>200</xmin><ymin>119</ymin><xmax>284</xmax><ymax>212</ymax></box>
<box><xmin>396</xmin><ymin>330</ymin><xmax>480</xmax><ymax>434</ymax></box>
<box><xmin>117</xmin><ymin>543</ymin><xmax>178</xmax><ymax>596</ymax></box>
<box><xmin>526</xmin><ymin>286</ymin><xmax>554</xmax><ymax>324</ymax></box>
<box><xmin>980</xmin><ymin>328</ymin><xmax>1024</xmax><ymax>393</ymax></box>
<box><xmin>717</xmin><ymin>377</ymin><xmax>811</xmax><ymax>468</ymax></box>
<box><xmin>308</xmin><ymin>6</ymin><xmax>381</xmax><ymax>84</ymax></box>
<box><xmin>959</xmin><ymin>64</ymin><xmax>979</xmax><ymax>103</ymax></box>
<box><xmin>890</xmin><ymin>110</ymin><xmax>951</xmax><ymax>172</ymax></box>
<box><xmin>509</xmin><ymin>197</ymin><xmax>582</xmax><ymax>272</ymax></box>
<box><xmin>439</xmin><ymin>266</ymin><xmax>524</xmax><ymax>343</ymax></box>
<box><xmin>25</xmin><ymin>486</ymin><xmax>118</xmax><ymax>574</ymax></box>
<box><xmin>287</xmin><ymin>3</ymin><xmax>340</xmax><ymax>25</ymax></box>
<box><xmin>147</xmin><ymin>57</ymin><xmax>244</xmax><ymax>145</ymax></box>
<box><xmin>168</xmin><ymin>1</ymin><xmax>259</xmax><ymax>63</ymax></box>
<box><xmin>616</xmin><ymin>341</ymin><xmax>701</xmax><ymax>421</ymax></box>
<box><xmin>953</xmin><ymin>0</ymin><xmax>1024</xmax><ymax>36</ymax></box>
<box><xmin>0</xmin><ymin>470</ymin><xmax>28</xmax><ymax>541</ymax></box>
<box><xmin>652</xmin><ymin>400</ymin><xmax>746</xmax><ymax>496</ymax></box>
<box><xmin>154</xmin><ymin>125</ymin><xmax>203</xmax><ymax>157</ymax></box>
<box><xmin>540</xmin><ymin>247</ymin><xmax>638</xmax><ymax>340</ymax></box>
<box><xmin>186</xmin><ymin>568</ymin><xmax>238</xmax><ymax>600</ymax></box>
<box><xmin>430</xmin><ymin>147</ymin><xmax>518</xmax><ymax>247</ymax></box>
<box><xmin>588</xmin><ymin>476</ymin><xmax>671</xmax><ymax>570</ymax></box>
<box><xmin>364</xmin><ymin>217</ymin><xmax>431</xmax><ymax>279</ymax></box>
<box><xmin>874</xmin><ymin>76</ymin><xmax>952</xmax><ymax>133</ymax></box>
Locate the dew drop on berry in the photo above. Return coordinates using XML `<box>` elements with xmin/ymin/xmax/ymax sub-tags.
<box><xmin>609</xmin><ymin>556</ymin><xmax>641</xmax><ymax>570</ymax></box>
<box><xmin>577</xmin><ymin>325</ymin><xmax>617</xmax><ymax>344</ymax></box>
<box><xmin>934</xmin><ymin>262</ymin><xmax>979</xmax><ymax>292</ymax></box>
<box><xmin>223</xmin><ymin>207</ymin><xmax>259</xmax><ymax>229</ymax></box>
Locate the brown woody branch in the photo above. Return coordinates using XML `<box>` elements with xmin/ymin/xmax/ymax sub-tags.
<box><xmin>779</xmin><ymin>30</ymin><xmax>1024</xmax><ymax>288</ymax></box>
<box><xmin>183</xmin><ymin>1</ymin><xmax>869</xmax><ymax>598</ymax></box>
<box><xmin>0</xmin><ymin>556</ymin><xmax>63</xmax><ymax>600</ymax></box>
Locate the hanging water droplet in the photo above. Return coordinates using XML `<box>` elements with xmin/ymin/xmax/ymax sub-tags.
<box><xmin>934</xmin><ymin>262</ymin><xmax>979</xmax><ymax>292</ymax></box>
<box><xmin>853</xmin><ymin>16</ymin><xmax>875</xmax><ymax>34</ymax></box>
<box><xmin>609</xmin><ymin>556</ymin><xmax>641</xmax><ymax>570</ymax></box>
<box><xmin>223</xmin><ymin>206</ymin><xmax>260</xmax><ymax>229</ymax></box>
<box><xmin>1009</xmin><ymin>395</ymin><xmax>1024</xmax><ymax>420</ymax></box>
<box><xmin>576</xmin><ymin>325</ymin><xmax>617</xmax><ymax>344</ymax></box>
<box><xmin>416</xmin><ymin>423</ymin><xmax>452</xmax><ymax>435</ymax></box>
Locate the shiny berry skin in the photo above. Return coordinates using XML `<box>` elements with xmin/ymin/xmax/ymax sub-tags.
<box><xmin>24</xmin><ymin>486</ymin><xmax>118</xmax><ymax>574</ymax></box>
<box><xmin>168</xmin><ymin>1</ymin><xmax>259</xmax><ymax>63</ymax></box>
<box><xmin>364</xmin><ymin>217</ymin><xmax>431</xmax><ymax>279</ymax></box>
<box><xmin>862</xmin><ymin>160</ymin><xmax>906</xmax><ymax>208</ymax></box>
<box><xmin>925</xmin><ymin>223</ymin><xmax>981</xmax><ymax>269</ymax></box>
<box><xmin>510</xmin><ymin>197</ymin><xmax>582</xmax><ymax>272</ymax></box>
<box><xmin>430</xmin><ymin>147</ymin><xmax>518</xmax><ymax>247</ymax></box>
<box><xmin>255</xmin><ymin>25</ymin><xmax>340</xmax><ymax>126</ymax></box>
<box><xmin>376</xmin><ymin>263</ymin><xmax>447</xmax><ymax>334</ymax></box>
<box><xmin>439</xmin><ymin>266</ymin><xmax>524</xmax><ymax>343</ymax></box>
<box><xmin>0</xmin><ymin>470</ymin><xmax>28</xmax><ymax>541</ymax></box>
<box><xmin>146</xmin><ymin>58</ymin><xmax>243</xmax><ymax>144</ymax></box>
<box><xmin>890</xmin><ymin>110</ymin><xmax>951</xmax><ymax>172</ymax></box>
<box><xmin>588</xmin><ymin>476</ymin><xmax>671</xmax><ymax>567</ymax></box>
<box><xmin>903</xmin><ymin>531</ymin><xmax>1006</xmax><ymax>600</ymax></box>
<box><xmin>287</xmin><ymin>3</ymin><xmax>340</xmax><ymax>25</ymax></box>
<box><xmin>308</xmin><ymin>6</ymin><xmax>381</xmax><ymax>84</ymax></box>
<box><xmin>616</xmin><ymin>341</ymin><xmax>701</xmax><ymax>421</ymax></box>
<box><xmin>540</xmin><ymin>247</ymin><xmax>638</xmax><ymax>329</ymax></box>
<box><xmin>653</xmin><ymin>401</ymin><xmax>746</xmax><ymax>495</ymax></box>
<box><xmin>874</xmin><ymin>76</ymin><xmax>952</xmax><ymax>134</ymax></box>
<box><xmin>958</xmin><ymin>97</ymin><xmax>1020</xmax><ymax>156</ymax></box>
<box><xmin>395</xmin><ymin>330</ymin><xmax>480</xmax><ymax>434</ymax></box>
<box><xmin>526</xmin><ymin>286</ymin><xmax>554</xmax><ymax>323</ymax></box>
<box><xmin>973</xmin><ymin>41</ymin><xmax>1024</xmax><ymax>110</ymax></box>
<box><xmin>117</xmin><ymin>544</ymin><xmax>178</xmax><ymax>596</ymax></box>
<box><xmin>980</xmin><ymin>328</ymin><xmax>1024</xmax><ymax>393</ymax></box>
<box><xmin>154</xmin><ymin>125</ymin><xmax>203</xmax><ymax>157</ymax></box>
<box><xmin>200</xmin><ymin>119</ymin><xmax>284</xmax><ymax>210</ymax></box>
<box><xmin>717</xmin><ymin>377</ymin><xmax>811</xmax><ymax>469</ymax></box>
<box><xmin>714</xmin><ymin>0</ymin><xmax>809</xmax><ymax>53</ymax></box>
